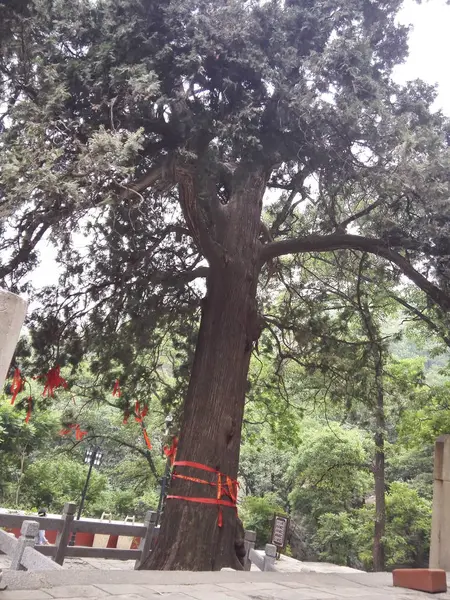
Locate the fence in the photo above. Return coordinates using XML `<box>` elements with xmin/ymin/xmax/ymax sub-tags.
<box><xmin>0</xmin><ymin>520</ymin><xmax>62</xmax><ymax>573</ymax></box>
<box><xmin>243</xmin><ymin>530</ymin><xmax>278</xmax><ymax>572</ymax></box>
<box><xmin>0</xmin><ymin>502</ymin><xmax>158</xmax><ymax>571</ymax></box>
<box><xmin>1</xmin><ymin>507</ymin><xmax>274</xmax><ymax>574</ymax></box>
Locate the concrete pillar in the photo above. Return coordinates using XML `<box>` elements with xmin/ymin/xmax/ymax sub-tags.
<box><xmin>54</xmin><ymin>502</ymin><xmax>77</xmax><ymax>566</ymax></box>
<box><xmin>10</xmin><ymin>520</ymin><xmax>39</xmax><ymax>571</ymax></box>
<box><xmin>264</xmin><ymin>543</ymin><xmax>277</xmax><ymax>571</ymax></box>
<box><xmin>430</xmin><ymin>435</ymin><xmax>450</xmax><ymax>569</ymax></box>
<box><xmin>243</xmin><ymin>530</ymin><xmax>256</xmax><ymax>571</ymax></box>
<box><xmin>0</xmin><ymin>289</ymin><xmax>27</xmax><ymax>388</ymax></box>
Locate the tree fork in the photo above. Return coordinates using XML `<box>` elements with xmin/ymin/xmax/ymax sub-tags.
<box><xmin>143</xmin><ymin>167</ymin><xmax>267</xmax><ymax>570</ymax></box>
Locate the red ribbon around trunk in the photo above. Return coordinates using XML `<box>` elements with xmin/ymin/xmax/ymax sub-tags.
<box><xmin>112</xmin><ymin>379</ymin><xmax>121</xmax><ymax>397</ymax></box>
<box><xmin>168</xmin><ymin>461</ymin><xmax>239</xmax><ymax>528</ymax></box>
<box><xmin>10</xmin><ymin>368</ymin><xmax>24</xmax><ymax>405</ymax></box>
<box><xmin>41</xmin><ymin>366</ymin><xmax>68</xmax><ymax>397</ymax></box>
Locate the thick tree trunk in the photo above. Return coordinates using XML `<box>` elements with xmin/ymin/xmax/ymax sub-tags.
<box><xmin>143</xmin><ymin>167</ymin><xmax>266</xmax><ymax>570</ymax></box>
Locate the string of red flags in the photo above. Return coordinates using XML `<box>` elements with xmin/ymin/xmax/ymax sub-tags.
<box><xmin>39</xmin><ymin>366</ymin><xmax>68</xmax><ymax>397</ymax></box>
<box><xmin>59</xmin><ymin>423</ymin><xmax>88</xmax><ymax>441</ymax></box>
<box><xmin>6</xmin><ymin>369</ymin><xmax>156</xmax><ymax>453</ymax></box>
<box><xmin>113</xmin><ymin>380</ymin><xmax>153</xmax><ymax>450</ymax></box>
<box><xmin>134</xmin><ymin>401</ymin><xmax>152</xmax><ymax>449</ymax></box>
<box><xmin>8</xmin><ymin>364</ymin><xmax>68</xmax><ymax>423</ymax></box>
<box><xmin>10</xmin><ymin>368</ymin><xmax>25</xmax><ymax>405</ymax></box>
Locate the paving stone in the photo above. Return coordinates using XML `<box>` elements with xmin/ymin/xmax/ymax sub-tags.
<box><xmin>145</xmin><ymin>584</ymin><xmax>246</xmax><ymax>600</ymax></box>
<box><xmin>0</xmin><ymin>591</ymin><xmax>53</xmax><ymax>600</ymax></box>
<box><xmin>44</xmin><ymin>585</ymin><xmax>110</xmax><ymax>598</ymax></box>
<box><xmin>278</xmin><ymin>581</ymin><xmax>335</xmax><ymax>590</ymax></box>
<box><xmin>181</xmin><ymin>590</ymin><xmax>248</xmax><ymax>600</ymax></box>
<box><xmin>94</xmin><ymin>583</ymin><xmax>150</xmax><ymax>595</ymax></box>
<box><xmin>147</xmin><ymin>584</ymin><xmax>206</xmax><ymax>594</ymax></box>
<box><xmin>142</xmin><ymin>595</ymin><xmax>193</xmax><ymax>600</ymax></box>
<box><xmin>329</xmin><ymin>589</ymin><xmax>387</xmax><ymax>598</ymax></box>
<box><xmin>53</xmin><ymin>597</ymin><xmax>146</xmax><ymax>600</ymax></box>
<box><xmin>219</xmin><ymin>582</ymin><xmax>288</xmax><ymax>592</ymax></box>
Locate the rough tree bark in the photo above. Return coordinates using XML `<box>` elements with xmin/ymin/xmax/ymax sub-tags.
<box><xmin>143</xmin><ymin>165</ymin><xmax>267</xmax><ymax>570</ymax></box>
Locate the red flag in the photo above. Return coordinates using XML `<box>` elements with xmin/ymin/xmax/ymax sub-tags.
<box><xmin>134</xmin><ymin>401</ymin><xmax>148</xmax><ymax>422</ymax></box>
<box><xmin>59</xmin><ymin>424</ymin><xmax>87</xmax><ymax>440</ymax></box>
<box><xmin>24</xmin><ymin>397</ymin><xmax>33</xmax><ymax>423</ymax></box>
<box><xmin>59</xmin><ymin>426</ymin><xmax>73</xmax><ymax>436</ymax></box>
<box><xmin>41</xmin><ymin>366</ymin><xmax>68</xmax><ymax>397</ymax></box>
<box><xmin>112</xmin><ymin>379</ymin><xmax>121</xmax><ymax>397</ymax></box>
<box><xmin>164</xmin><ymin>437</ymin><xmax>178</xmax><ymax>465</ymax></box>
<box><xmin>142</xmin><ymin>428</ymin><xmax>152</xmax><ymax>450</ymax></box>
<box><xmin>10</xmin><ymin>368</ymin><xmax>24</xmax><ymax>405</ymax></box>
<box><xmin>75</xmin><ymin>424</ymin><xmax>88</xmax><ymax>441</ymax></box>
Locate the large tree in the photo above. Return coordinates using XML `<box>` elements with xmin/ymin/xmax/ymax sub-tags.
<box><xmin>1</xmin><ymin>0</ymin><xmax>450</xmax><ymax>570</ymax></box>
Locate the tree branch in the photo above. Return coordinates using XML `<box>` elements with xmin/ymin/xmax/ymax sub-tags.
<box><xmin>261</xmin><ymin>233</ymin><xmax>450</xmax><ymax>311</ymax></box>
<box><xmin>155</xmin><ymin>265</ymin><xmax>209</xmax><ymax>286</ymax></box>
<box><xmin>338</xmin><ymin>198</ymin><xmax>383</xmax><ymax>230</ymax></box>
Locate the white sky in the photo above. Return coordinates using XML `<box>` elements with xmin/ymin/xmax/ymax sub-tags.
<box><xmin>30</xmin><ymin>0</ymin><xmax>450</xmax><ymax>290</ymax></box>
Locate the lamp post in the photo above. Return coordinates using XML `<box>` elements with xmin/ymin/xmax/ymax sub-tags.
<box><xmin>77</xmin><ymin>447</ymin><xmax>103</xmax><ymax>520</ymax></box>
<box><xmin>156</xmin><ymin>414</ymin><xmax>173</xmax><ymax>526</ymax></box>
<box><xmin>69</xmin><ymin>446</ymin><xmax>103</xmax><ymax>546</ymax></box>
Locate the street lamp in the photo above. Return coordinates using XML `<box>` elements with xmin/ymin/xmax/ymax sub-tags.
<box><xmin>69</xmin><ymin>446</ymin><xmax>103</xmax><ymax>546</ymax></box>
<box><xmin>78</xmin><ymin>447</ymin><xmax>103</xmax><ymax>520</ymax></box>
<box><xmin>156</xmin><ymin>415</ymin><xmax>173</xmax><ymax>526</ymax></box>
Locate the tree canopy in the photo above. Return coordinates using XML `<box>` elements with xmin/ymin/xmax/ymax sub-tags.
<box><xmin>1</xmin><ymin>0</ymin><xmax>450</xmax><ymax>571</ymax></box>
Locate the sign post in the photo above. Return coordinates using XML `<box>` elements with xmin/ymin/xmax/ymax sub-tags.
<box><xmin>271</xmin><ymin>514</ymin><xmax>289</xmax><ymax>555</ymax></box>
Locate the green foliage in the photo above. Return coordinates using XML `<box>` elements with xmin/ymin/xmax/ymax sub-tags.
<box><xmin>0</xmin><ymin>383</ymin><xmax>163</xmax><ymax>519</ymax></box>
<box><xmin>315</xmin><ymin>483</ymin><xmax>431</xmax><ymax>570</ymax></box>
<box><xmin>240</xmin><ymin>493</ymin><xmax>286</xmax><ymax>549</ymax></box>
<box><xmin>314</xmin><ymin>512</ymin><xmax>359</xmax><ymax>567</ymax></box>
<box><xmin>383</xmin><ymin>483</ymin><xmax>432</xmax><ymax>569</ymax></box>
<box><xmin>22</xmin><ymin>455</ymin><xmax>108</xmax><ymax>514</ymax></box>
<box><xmin>288</xmin><ymin>424</ymin><xmax>372</xmax><ymax>522</ymax></box>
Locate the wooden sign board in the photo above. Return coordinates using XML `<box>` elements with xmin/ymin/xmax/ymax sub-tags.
<box><xmin>271</xmin><ymin>514</ymin><xmax>289</xmax><ymax>550</ymax></box>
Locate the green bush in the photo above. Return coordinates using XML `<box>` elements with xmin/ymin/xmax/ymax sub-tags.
<box><xmin>240</xmin><ymin>493</ymin><xmax>286</xmax><ymax>548</ymax></box>
<box><xmin>315</xmin><ymin>483</ymin><xmax>431</xmax><ymax>570</ymax></box>
<box><xmin>21</xmin><ymin>455</ymin><xmax>108</xmax><ymax>514</ymax></box>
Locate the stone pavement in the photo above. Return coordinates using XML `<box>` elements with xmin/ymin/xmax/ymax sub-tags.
<box><xmin>0</xmin><ymin>553</ymin><xmax>364</xmax><ymax>574</ymax></box>
<box><xmin>2</xmin><ymin>569</ymin><xmax>450</xmax><ymax>599</ymax></box>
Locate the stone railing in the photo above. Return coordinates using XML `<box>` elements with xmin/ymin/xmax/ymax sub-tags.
<box><xmin>0</xmin><ymin>502</ymin><xmax>158</xmax><ymax>572</ymax></box>
<box><xmin>243</xmin><ymin>530</ymin><xmax>278</xmax><ymax>572</ymax></box>
<box><xmin>0</xmin><ymin>520</ymin><xmax>62</xmax><ymax>575</ymax></box>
